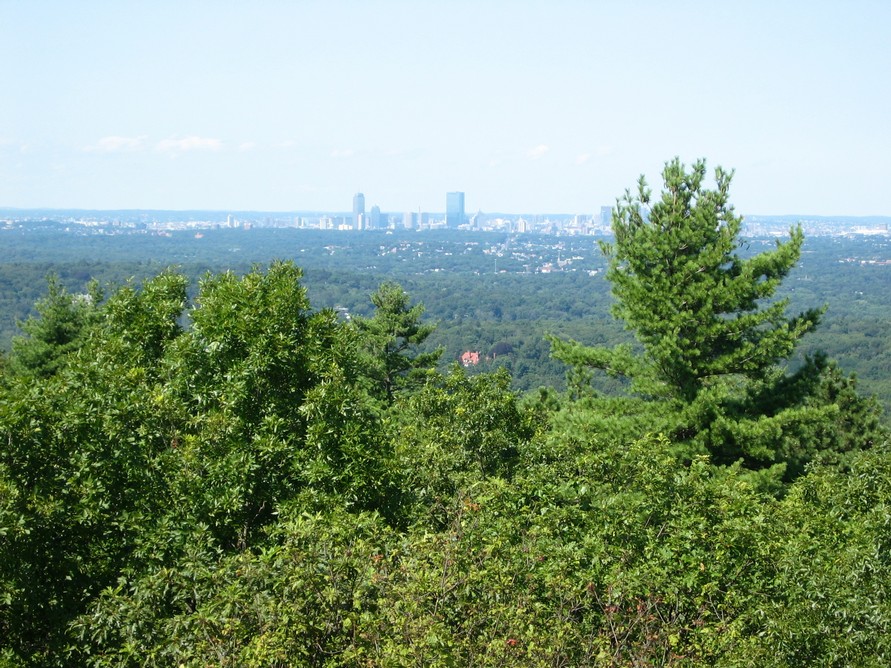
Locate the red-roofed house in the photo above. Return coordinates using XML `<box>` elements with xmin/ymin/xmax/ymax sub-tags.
<box><xmin>460</xmin><ymin>351</ymin><xmax>480</xmax><ymax>367</ymax></box>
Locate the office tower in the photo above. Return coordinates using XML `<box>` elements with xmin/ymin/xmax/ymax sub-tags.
<box><xmin>446</xmin><ymin>191</ymin><xmax>465</xmax><ymax>229</ymax></box>
<box><xmin>367</xmin><ymin>205</ymin><xmax>380</xmax><ymax>230</ymax></box>
<box><xmin>353</xmin><ymin>192</ymin><xmax>365</xmax><ymax>228</ymax></box>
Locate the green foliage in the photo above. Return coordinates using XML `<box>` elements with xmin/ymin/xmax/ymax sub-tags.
<box><xmin>2</xmin><ymin>231</ymin><xmax>890</xmax><ymax>412</ymax></box>
<box><xmin>550</xmin><ymin>159</ymin><xmax>884</xmax><ymax>483</ymax></box>
<box><xmin>2</xmin><ymin>252</ymin><xmax>890</xmax><ymax>665</ymax></box>
<box><xmin>0</xmin><ymin>263</ymin><xmax>402</xmax><ymax>663</ymax></box>
<box><xmin>392</xmin><ymin>366</ymin><xmax>533</xmax><ymax>526</ymax></box>
<box><xmin>553</xmin><ymin>158</ymin><xmax>821</xmax><ymax>402</ymax></box>
<box><xmin>8</xmin><ymin>274</ymin><xmax>103</xmax><ymax>379</ymax></box>
<box><xmin>71</xmin><ymin>419</ymin><xmax>788</xmax><ymax>666</ymax></box>
<box><xmin>767</xmin><ymin>444</ymin><xmax>891</xmax><ymax>665</ymax></box>
<box><xmin>72</xmin><ymin>510</ymin><xmax>396</xmax><ymax>668</ymax></box>
<box><xmin>354</xmin><ymin>282</ymin><xmax>441</xmax><ymax>404</ymax></box>
<box><xmin>0</xmin><ymin>271</ymin><xmax>187</xmax><ymax>664</ymax></box>
<box><xmin>686</xmin><ymin>354</ymin><xmax>887</xmax><ymax>480</ymax></box>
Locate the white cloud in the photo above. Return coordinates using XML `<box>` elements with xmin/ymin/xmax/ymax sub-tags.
<box><xmin>527</xmin><ymin>144</ymin><xmax>550</xmax><ymax>160</ymax></box>
<box><xmin>238</xmin><ymin>141</ymin><xmax>258</xmax><ymax>152</ymax></box>
<box><xmin>155</xmin><ymin>136</ymin><xmax>222</xmax><ymax>154</ymax></box>
<box><xmin>575</xmin><ymin>153</ymin><xmax>592</xmax><ymax>165</ymax></box>
<box><xmin>0</xmin><ymin>138</ymin><xmax>29</xmax><ymax>154</ymax></box>
<box><xmin>85</xmin><ymin>135</ymin><xmax>147</xmax><ymax>152</ymax></box>
<box><xmin>330</xmin><ymin>148</ymin><xmax>355</xmax><ymax>159</ymax></box>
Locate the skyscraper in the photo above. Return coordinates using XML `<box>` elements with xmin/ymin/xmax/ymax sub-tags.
<box><xmin>369</xmin><ymin>205</ymin><xmax>381</xmax><ymax>230</ymax></box>
<box><xmin>446</xmin><ymin>191</ymin><xmax>465</xmax><ymax>229</ymax></box>
<box><xmin>353</xmin><ymin>192</ymin><xmax>365</xmax><ymax>229</ymax></box>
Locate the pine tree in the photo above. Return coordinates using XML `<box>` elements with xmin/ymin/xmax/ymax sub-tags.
<box><xmin>550</xmin><ymin>159</ymin><xmax>888</xmax><ymax>482</ymax></box>
<box><xmin>8</xmin><ymin>274</ymin><xmax>103</xmax><ymax>378</ymax></box>
<box><xmin>552</xmin><ymin>158</ymin><xmax>822</xmax><ymax>402</ymax></box>
<box><xmin>354</xmin><ymin>282</ymin><xmax>441</xmax><ymax>404</ymax></box>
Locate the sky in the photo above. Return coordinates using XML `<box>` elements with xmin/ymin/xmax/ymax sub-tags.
<box><xmin>1</xmin><ymin>0</ymin><xmax>890</xmax><ymax>216</ymax></box>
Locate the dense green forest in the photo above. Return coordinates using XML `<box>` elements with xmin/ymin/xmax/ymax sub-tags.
<box><xmin>2</xmin><ymin>219</ymin><xmax>890</xmax><ymax>413</ymax></box>
<box><xmin>2</xmin><ymin>161</ymin><xmax>891</xmax><ymax>665</ymax></box>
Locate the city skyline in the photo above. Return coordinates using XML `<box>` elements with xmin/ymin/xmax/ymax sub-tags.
<box><xmin>2</xmin><ymin>2</ymin><xmax>890</xmax><ymax>216</ymax></box>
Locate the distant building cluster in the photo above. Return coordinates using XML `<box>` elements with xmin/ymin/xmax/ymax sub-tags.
<box><xmin>280</xmin><ymin>190</ymin><xmax>613</xmax><ymax>235</ymax></box>
<box><xmin>4</xmin><ymin>203</ymin><xmax>889</xmax><ymax>239</ymax></box>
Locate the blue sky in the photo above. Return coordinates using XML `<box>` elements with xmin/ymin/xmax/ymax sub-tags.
<box><xmin>1</xmin><ymin>1</ymin><xmax>889</xmax><ymax>215</ymax></box>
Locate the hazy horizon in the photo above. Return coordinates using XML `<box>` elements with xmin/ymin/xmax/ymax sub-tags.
<box><xmin>2</xmin><ymin>1</ymin><xmax>890</xmax><ymax>216</ymax></box>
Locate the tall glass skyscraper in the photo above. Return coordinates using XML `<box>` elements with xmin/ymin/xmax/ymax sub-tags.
<box><xmin>446</xmin><ymin>191</ymin><xmax>465</xmax><ymax>229</ymax></box>
<box><xmin>353</xmin><ymin>193</ymin><xmax>365</xmax><ymax>229</ymax></box>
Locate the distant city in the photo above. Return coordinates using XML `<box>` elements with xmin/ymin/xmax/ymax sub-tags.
<box><xmin>2</xmin><ymin>190</ymin><xmax>890</xmax><ymax>238</ymax></box>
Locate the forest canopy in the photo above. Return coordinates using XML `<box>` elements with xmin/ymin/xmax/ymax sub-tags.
<box><xmin>1</xmin><ymin>161</ymin><xmax>889</xmax><ymax>666</ymax></box>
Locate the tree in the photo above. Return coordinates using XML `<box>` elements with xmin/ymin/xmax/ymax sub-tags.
<box><xmin>0</xmin><ymin>271</ymin><xmax>186</xmax><ymax>664</ymax></box>
<box><xmin>551</xmin><ymin>158</ymin><xmax>822</xmax><ymax>402</ymax></box>
<box><xmin>354</xmin><ymin>282</ymin><xmax>441</xmax><ymax>404</ymax></box>
<box><xmin>763</xmin><ymin>442</ymin><xmax>891</xmax><ymax>664</ymax></box>
<box><xmin>0</xmin><ymin>263</ymin><xmax>406</xmax><ymax>664</ymax></box>
<box><xmin>7</xmin><ymin>274</ymin><xmax>103</xmax><ymax>379</ymax></box>
<box><xmin>548</xmin><ymin>159</ymin><xmax>888</xmax><ymax>482</ymax></box>
<box><xmin>392</xmin><ymin>366</ymin><xmax>532</xmax><ymax>525</ymax></box>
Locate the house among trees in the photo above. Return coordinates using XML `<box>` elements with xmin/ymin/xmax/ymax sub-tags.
<box><xmin>459</xmin><ymin>350</ymin><xmax>480</xmax><ymax>366</ymax></box>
